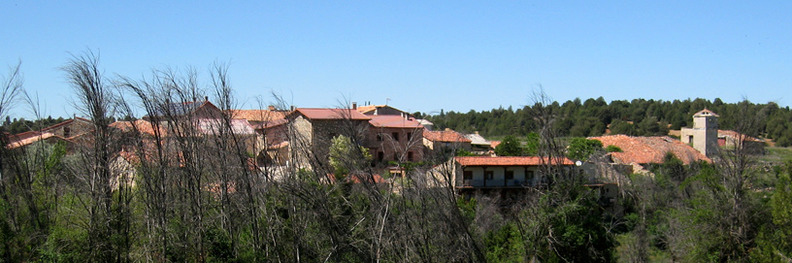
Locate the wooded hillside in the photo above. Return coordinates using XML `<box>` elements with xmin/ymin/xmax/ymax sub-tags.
<box><xmin>422</xmin><ymin>97</ymin><xmax>792</xmax><ymax>146</ymax></box>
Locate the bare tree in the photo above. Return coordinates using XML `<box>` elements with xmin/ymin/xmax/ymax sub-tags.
<box><xmin>62</xmin><ymin>50</ymin><xmax>132</xmax><ymax>261</ymax></box>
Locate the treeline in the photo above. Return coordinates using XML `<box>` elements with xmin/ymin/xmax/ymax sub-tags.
<box><xmin>3</xmin><ymin>116</ymin><xmax>67</xmax><ymax>134</ymax></box>
<box><xmin>422</xmin><ymin>97</ymin><xmax>792</xmax><ymax>146</ymax></box>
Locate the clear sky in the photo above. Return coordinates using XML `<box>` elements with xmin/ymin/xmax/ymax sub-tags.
<box><xmin>2</xmin><ymin>1</ymin><xmax>791</xmax><ymax>119</ymax></box>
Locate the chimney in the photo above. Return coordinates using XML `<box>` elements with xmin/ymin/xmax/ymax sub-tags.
<box><xmin>268</xmin><ymin>105</ymin><xmax>276</xmax><ymax>111</ymax></box>
<box><xmin>352</xmin><ymin>102</ymin><xmax>357</xmax><ymax>110</ymax></box>
<box><xmin>204</xmin><ymin>96</ymin><xmax>208</xmax><ymax>101</ymax></box>
<box><xmin>445</xmin><ymin>128</ymin><xmax>451</xmax><ymax>131</ymax></box>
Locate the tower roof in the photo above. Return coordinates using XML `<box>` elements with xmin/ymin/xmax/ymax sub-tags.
<box><xmin>693</xmin><ymin>108</ymin><xmax>719</xmax><ymax>117</ymax></box>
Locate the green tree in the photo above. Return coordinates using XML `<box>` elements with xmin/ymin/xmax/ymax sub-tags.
<box><xmin>752</xmin><ymin>162</ymin><xmax>792</xmax><ymax>261</ymax></box>
<box><xmin>524</xmin><ymin>132</ymin><xmax>540</xmax><ymax>156</ymax></box>
<box><xmin>495</xmin><ymin>135</ymin><xmax>523</xmax><ymax>156</ymax></box>
<box><xmin>566</xmin><ymin>138</ymin><xmax>602</xmax><ymax>161</ymax></box>
<box><xmin>329</xmin><ymin>134</ymin><xmax>371</xmax><ymax>176</ymax></box>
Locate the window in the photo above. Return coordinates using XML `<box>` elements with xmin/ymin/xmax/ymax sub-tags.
<box><xmin>392</xmin><ymin>132</ymin><xmax>399</xmax><ymax>141</ymax></box>
<box><xmin>407</xmin><ymin>152</ymin><xmax>414</xmax><ymax>161</ymax></box>
<box><xmin>63</xmin><ymin>127</ymin><xmax>71</xmax><ymax>138</ymax></box>
<box><xmin>377</xmin><ymin>151</ymin><xmax>384</xmax><ymax>162</ymax></box>
<box><xmin>505</xmin><ymin>170</ymin><xmax>514</xmax><ymax>180</ymax></box>
<box><xmin>526</xmin><ymin>171</ymin><xmax>534</xmax><ymax>181</ymax></box>
<box><xmin>407</xmin><ymin>132</ymin><xmax>412</xmax><ymax>141</ymax></box>
<box><xmin>463</xmin><ymin>171</ymin><xmax>473</xmax><ymax>180</ymax></box>
<box><xmin>485</xmin><ymin>170</ymin><xmax>494</xmax><ymax>180</ymax></box>
<box><xmin>377</xmin><ymin>134</ymin><xmax>383</xmax><ymax>141</ymax></box>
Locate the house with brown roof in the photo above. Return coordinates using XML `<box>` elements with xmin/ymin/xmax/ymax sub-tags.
<box><xmin>7</xmin><ymin>117</ymin><xmax>95</xmax><ymax>150</ymax></box>
<box><xmin>288</xmin><ymin>108</ymin><xmax>371</xmax><ymax>169</ymax></box>
<box><xmin>422</xmin><ymin>128</ymin><xmax>472</xmax><ymax>152</ymax></box>
<box><xmin>451</xmin><ymin>156</ymin><xmax>575</xmax><ymax>190</ymax></box>
<box><xmin>227</xmin><ymin>107</ymin><xmax>289</xmax><ymax>127</ymax></box>
<box><xmin>465</xmin><ymin>132</ymin><xmax>494</xmax><ymax>154</ymax></box>
<box><xmin>367</xmin><ymin>115</ymin><xmax>425</xmax><ymax>165</ymax></box>
<box><xmin>40</xmin><ymin>117</ymin><xmax>94</xmax><ymax>138</ymax></box>
<box><xmin>225</xmin><ymin>107</ymin><xmax>293</xmax><ymax>166</ymax></box>
<box><xmin>6</xmin><ymin>131</ymin><xmax>71</xmax><ymax>150</ymax></box>
<box><xmin>717</xmin><ymin>129</ymin><xmax>766</xmax><ymax>154</ymax></box>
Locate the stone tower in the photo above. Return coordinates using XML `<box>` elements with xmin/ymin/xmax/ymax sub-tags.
<box><xmin>680</xmin><ymin>109</ymin><xmax>719</xmax><ymax>157</ymax></box>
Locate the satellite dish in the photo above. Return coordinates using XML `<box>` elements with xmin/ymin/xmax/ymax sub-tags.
<box><xmin>575</xmin><ymin>161</ymin><xmax>583</xmax><ymax>166</ymax></box>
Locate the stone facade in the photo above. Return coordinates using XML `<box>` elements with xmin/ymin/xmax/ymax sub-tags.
<box><xmin>681</xmin><ymin>109</ymin><xmax>719</xmax><ymax>157</ymax></box>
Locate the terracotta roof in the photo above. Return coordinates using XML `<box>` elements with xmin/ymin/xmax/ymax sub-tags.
<box><xmin>227</xmin><ymin>109</ymin><xmax>287</xmax><ymax>123</ymax></box>
<box><xmin>590</xmin><ymin>135</ymin><xmax>711</xmax><ymax>165</ymax></box>
<box><xmin>718</xmin><ymin>130</ymin><xmax>762</xmax><ymax>142</ymax></box>
<box><xmin>256</xmin><ymin>118</ymin><xmax>289</xmax><ymax>129</ymax></box>
<box><xmin>455</xmin><ymin>156</ymin><xmax>574</xmax><ymax>166</ymax></box>
<box><xmin>6</xmin><ymin>132</ymin><xmax>69</xmax><ymax>149</ymax></box>
<box><xmin>369</xmin><ymin>115</ymin><xmax>423</xmax><ymax>128</ymax></box>
<box><xmin>693</xmin><ymin>108</ymin><xmax>719</xmax><ymax>117</ymax></box>
<box><xmin>356</xmin><ymin>105</ymin><xmax>378</xmax><ymax>114</ymax></box>
<box><xmin>423</xmin><ymin>129</ymin><xmax>471</xmax><ymax>143</ymax></box>
<box><xmin>110</xmin><ymin>119</ymin><xmax>167</xmax><ymax>136</ymax></box>
<box><xmin>490</xmin><ymin>141</ymin><xmax>501</xmax><ymax>148</ymax></box>
<box><xmin>8</xmin><ymin>131</ymin><xmax>45</xmax><ymax>144</ymax></box>
<box><xmin>293</xmin><ymin>108</ymin><xmax>370</xmax><ymax>120</ymax></box>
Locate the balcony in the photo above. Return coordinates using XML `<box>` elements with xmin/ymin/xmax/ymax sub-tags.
<box><xmin>459</xmin><ymin>179</ymin><xmax>535</xmax><ymax>188</ymax></box>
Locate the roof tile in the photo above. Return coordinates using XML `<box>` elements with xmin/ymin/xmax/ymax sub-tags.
<box><xmin>456</xmin><ymin>156</ymin><xmax>574</xmax><ymax>166</ymax></box>
<box><xmin>423</xmin><ymin>129</ymin><xmax>471</xmax><ymax>143</ymax></box>
<box><xmin>590</xmin><ymin>135</ymin><xmax>711</xmax><ymax>165</ymax></box>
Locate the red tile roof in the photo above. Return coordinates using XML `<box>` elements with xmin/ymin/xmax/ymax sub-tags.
<box><xmin>110</xmin><ymin>119</ymin><xmax>168</xmax><ymax>136</ymax></box>
<box><xmin>590</xmin><ymin>135</ymin><xmax>711</xmax><ymax>165</ymax></box>
<box><xmin>369</xmin><ymin>115</ymin><xmax>423</xmax><ymax>128</ymax></box>
<box><xmin>490</xmin><ymin>140</ymin><xmax>501</xmax><ymax>149</ymax></box>
<box><xmin>355</xmin><ymin>105</ymin><xmax>378</xmax><ymax>114</ymax></box>
<box><xmin>6</xmin><ymin>132</ymin><xmax>69</xmax><ymax>149</ymax></box>
<box><xmin>8</xmin><ymin>131</ymin><xmax>45</xmax><ymax>144</ymax></box>
<box><xmin>227</xmin><ymin>109</ymin><xmax>287</xmax><ymax>122</ymax></box>
<box><xmin>455</xmin><ymin>156</ymin><xmax>575</xmax><ymax>166</ymax></box>
<box><xmin>293</xmin><ymin>108</ymin><xmax>370</xmax><ymax>120</ymax></box>
<box><xmin>256</xmin><ymin>118</ymin><xmax>289</xmax><ymax>129</ymax></box>
<box><xmin>423</xmin><ymin>129</ymin><xmax>472</xmax><ymax>143</ymax></box>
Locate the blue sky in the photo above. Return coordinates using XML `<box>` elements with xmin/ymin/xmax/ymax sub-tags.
<box><xmin>2</xmin><ymin>1</ymin><xmax>791</xmax><ymax>119</ymax></box>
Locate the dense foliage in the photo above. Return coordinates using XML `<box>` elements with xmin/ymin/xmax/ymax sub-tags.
<box><xmin>423</xmin><ymin>97</ymin><xmax>792</xmax><ymax>146</ymax></box>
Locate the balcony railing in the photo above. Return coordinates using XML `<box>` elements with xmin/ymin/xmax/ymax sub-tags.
<box><xmin>460</xmin><ymin>179</ymin><xmax>539</xmax><ymax>188</ymax></box>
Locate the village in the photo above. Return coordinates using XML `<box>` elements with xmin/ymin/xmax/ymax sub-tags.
<box><xmin>2</xmin><ymin>88</ymin><xmax>786</xmax><ymax>261</ymax></box>
<box><xmin>7</xmin><ymin>97</ymin><xmax>763</xmax><ymax>203</ymax></box>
